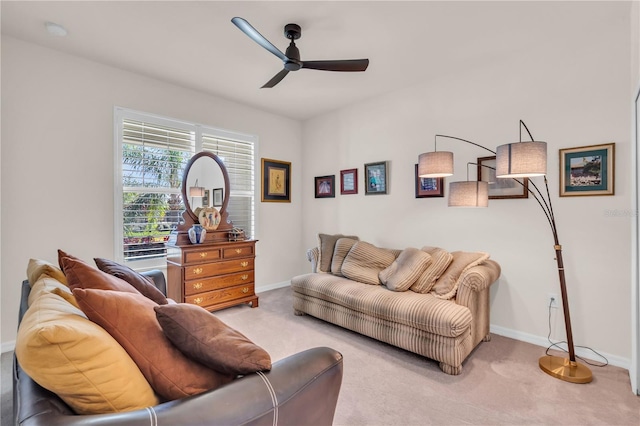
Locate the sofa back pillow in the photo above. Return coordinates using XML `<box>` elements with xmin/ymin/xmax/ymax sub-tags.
<box><xmin>62</xmin><ymin>257</ymin><xmax>142</xmax><ymax>295</ymax></box>
<box><xmin>379</xmin><ymin>247</ymin><xmax>432</xmax><ymax>292</ymax></box>
<box><xmin>16</xmin><ymin>291</ymin><xmax>159</xmax><ymax>414</ymax></box>
<box><xmin>341</xmin><ymin>241</ymin><xmax>397</xmax><ymax>285</ymax></box>
<box><xmin>410</xmin><ymin>247</ymin><xmax>454</xmax><ymax>294</ymax></box>
<box><xmin>431</xmin><ymin>251</ymin><xmax>490</xmax><ymax>299</ymax></box>
<box><xmin>73</xmin><ymin>288</ymin><xmax>234</xmax><ymax>401</ymax></box>
<box><xmin>27</xmin><ymin>258</ymin><xmax>67</xmax><ymax>286</ymax></box>
<box><xmin>94</xmin><ymin>257</ymin><xmax>168</xmax><ymax>305</ymax></box>
<box><xmin>317</xmin><ymin>233</ymin><xmax>359</xmax><ymax>273</ymax></box>
<box><xmin>330</xmin><ymin>238</ymin><xmax>359</xmax><ymax>276</ymax></box>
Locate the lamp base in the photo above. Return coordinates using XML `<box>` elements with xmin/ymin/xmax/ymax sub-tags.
<box><xmin>538</xmin><ymin>355</ymin><xmax>592</xmax><ymax>384</ymax></box>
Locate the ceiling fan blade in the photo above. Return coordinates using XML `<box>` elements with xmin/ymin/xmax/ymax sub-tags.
<box><xmin>261</xmin><ymin>69</ymin><xmax>290</xmax><ymax>88</ymax></box>
<box><xmin>302</xmin><ymin>59</ymin><xmax>369</xmax><ymax>72</ymax></box>
<box><xmin>231</xmin><ymin>17</ymin><xmax>287</xmax><ymax>62</ymax></box>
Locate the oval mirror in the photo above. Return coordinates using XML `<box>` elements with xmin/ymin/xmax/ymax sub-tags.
<box><xmin>181</xmin><ymin>152</ymin><xmax>230</xmax><ymax>226</ymax></box>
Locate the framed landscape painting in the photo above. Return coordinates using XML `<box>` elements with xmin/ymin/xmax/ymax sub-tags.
<box><xmin>261</xmin><ymin>158</ymin><xmax>291</xmax><ymax>202</ymax></box>
<box><xmin>559</xmin><ymin>143</ymin><xmax>615</xmax><ymax>197</ymax></box>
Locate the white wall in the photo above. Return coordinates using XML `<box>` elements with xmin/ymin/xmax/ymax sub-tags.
<box><xmin>1</xmin><ymin>37</ymin><xmax>303</xmax><ymax>348</ymax></box>
<box><xmin>302</xmin><ymin>4</ymin><xmax>633</xmax><ymax>364</ymax></box>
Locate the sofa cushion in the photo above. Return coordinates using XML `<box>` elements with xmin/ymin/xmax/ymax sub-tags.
<box><xmin>94</xmin><ymin>257</ymin><xmax>168</xmax><ymax>305</ymax></box>
<box><xmin>26</xmin><ymin>258</ymin><xmax>67</xmax><ymax>286</ymax></box>
<box><xmin>15</xmin><ymin>290</ymin><xmax>159</xmax><ymax>414</ymax></box>
<box><xmin>379</xmin><ymin>247</ymin><xmax>432</xmax><ymax>292</ymax></box>
<box><xmin>28</xmin><ymin>275</ymin><xmax>73</xmax><ymax>307</ymax></box>
<box><xmin>431</xmin><ymin>251</ymin><xmax>490</xmax><ymax>299</ymax></box>
<box><xmin>410</xmin><ymin>247</ymin><xmax>454</xmax><ymax>294</ymax></box>
<box><xmin>330</xmin><ymin>238</ymin><xmax>359</xmax><ymax>276</ymax></box>
<box><xmin>155</xmin><ymin>303</ymin><xmax>271</xmax><ymax>375</ymax></box>
<box><xmin>341</xmin><ymin>241</ymin><xmax>397</xmax><ymax>285</ymax></box>
<box><xmin>73</xmin><ymin>288</ymin><xmax>234</xmax><ymax>401</ymax></box>
<box><xmin>63</xmin><ymin>257</ymin><xmax>142</xmax><ymax>295</ymax></box>
<box><xmin>291</xmin><ymin>273</ymin><xmax>472</xmax><ymax>337</ymax></box>
<box><xmin>317</xmin><ymin>233</ymin><xmax>359</xmax><ymax>273</ymax></box>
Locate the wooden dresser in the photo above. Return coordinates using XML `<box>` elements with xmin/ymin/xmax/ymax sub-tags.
<box><xmin>166</xmin><ymin>240</ymin><xmax>258</xmax><ymax>311</ymax></box>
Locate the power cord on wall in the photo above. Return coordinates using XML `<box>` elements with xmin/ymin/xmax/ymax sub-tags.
<box><xmin>545</xmin><ymin>297</ymin><xmax>609</xmax><ymax>367</ymax></box>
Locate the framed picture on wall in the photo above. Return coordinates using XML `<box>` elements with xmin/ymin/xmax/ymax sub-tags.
<box><xmin>212</xmin><ymin>188</ymin><xmax>224</xmax><ymax>207</ymax></box>
<box><xmin>261</xmin><ymin>158</ymin><xmax>291</xmax><ymax>202</ymax></box>
<box><xmin>414</xmin><ymin>164</ymin><xmax>444</xmax><ymax>198</ymax></box>
<box><xmin>364</xmin><ymin>161</ymin><xmax>388</xmax><ymax>195</ymax></box>
<box><xmin>202</xmin><ymin>189</ymin><xmax>210</xmax><ymax>207</ymax></box>
<box><xmin>340</xmin><ymin>168</ymin><xmax>358</xmax><ymax>195</ymax></box>
<box><xmin>477</xmin><ymin>156</ymin><xmax>528</xmax><ymax>199</ymax></box>
<box><xmin>559</xmin><ymin>143</ymin><xmax>615</xmax><ymax>196</ymax></box>
<box><xmin>315</xmin><ymin>175</ymin><xmax>335</xmax><ymax>198</ymax></box>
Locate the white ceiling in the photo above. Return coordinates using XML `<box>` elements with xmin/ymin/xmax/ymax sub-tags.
<box><xmin>0</xmin><ymin>1</ymin><xmax>627</xmax><ymax>121</ymax></box>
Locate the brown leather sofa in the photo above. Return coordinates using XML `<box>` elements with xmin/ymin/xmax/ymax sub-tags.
<box><xmin>14</xmin><ymin>271</ymin><xmax>344</xmax><ymax>426</ymax></box>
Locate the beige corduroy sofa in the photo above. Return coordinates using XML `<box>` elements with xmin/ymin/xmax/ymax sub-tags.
<box><xmin>291</xmin><ymin>235</ymin><xmax>501</xmax><ymax>375</ymax></box>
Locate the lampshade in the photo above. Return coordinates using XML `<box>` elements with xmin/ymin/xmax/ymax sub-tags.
<box><xmin>189</xmin><ymin>186</ymin><xmax>205</xmax><ymax>197</ymax></box>
<box><xmin>448</xmin><ymin>181</ymin><xmax>489</xmax><ymax>207</ymax></box>
<box><xmin>418</xmin><ymin>151</ymin><xmax>454</xmax><ymax>177</ymax></box>
<box><xmin>495</xmin><ymin>141</ymin><xmax>547</xmax><ymax>178</ymax></box>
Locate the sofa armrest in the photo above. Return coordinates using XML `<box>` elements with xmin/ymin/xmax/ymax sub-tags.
<box><xmin>455</xmin><ymin>260</ymin><xmax>501</xmax><ymax>346</ymax></box>
<box><xmin>141</xmin><ymin>269</ymin><xmax>167</xmax><ymax>296</ymax></box>
<box><xmin>15</xmin><ymin>347</ymin><xmax>343</xmax><ymax>426</ymax></box>
<box><xmin>307</xmin><ymin>247</ymin><xmax>320</xmax><ymax>273</ymax></box>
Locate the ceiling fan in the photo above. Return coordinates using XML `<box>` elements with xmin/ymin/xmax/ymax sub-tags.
<box><xmin>231</xmin><ymin>17</ymin><xmax>369</xmax><ymax>88</ymax></box>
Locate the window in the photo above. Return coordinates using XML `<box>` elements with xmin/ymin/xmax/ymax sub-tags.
<box><xmin>115</xmin><ymin>108</ymin><xmax>257</xmax><ymax>268</ymax></box>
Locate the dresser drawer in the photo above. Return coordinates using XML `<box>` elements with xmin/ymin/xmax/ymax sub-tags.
<box><xmin>185</xmin><ymin>271</ymin><xmax>254</xmax><ymax>295</ymax></box>
<box><xmin>223</xmin><ymin>243</ymin><xmax>255</xmax><ymax>259</ymax></box>
<box><xmin>185</xmin><ymin>284</ymin><xmax>255</xmax><ymax>308</ymax></box>
<box><xmin>184</xmin><ymin>248</ymin><xmax>221</xmax><ymax>264</ymax></box>
<box><xmin>184</xmin><ymin>258</ymin><xmax>254</xmax><ymax>280</ymax></box>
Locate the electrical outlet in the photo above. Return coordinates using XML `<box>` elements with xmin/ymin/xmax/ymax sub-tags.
<box><xmin>547</xmin><ymin>293</ymin><xmax>559</xmax><ymax>309</ymax></box>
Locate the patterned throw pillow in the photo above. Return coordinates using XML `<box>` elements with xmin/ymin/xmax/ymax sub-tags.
<box><xmin>431</xmin><ymin>251</ymin><xmax>490</xmax><ymax>299</ymax></box>
<box><xmin>317</xmin><ymin>233</ymin><xmax>359</xmax><ymax>273</ymax></box>
<box><xmin>379</xmin><ymin>247</ymin><xmax>432</xmax><ymax>292</ymax></box>
<box><xmin>330</xmin><ymin>238</ymin><xmax>359</xmax><ymax>276</ymax></box>
<box><xmin>341</xmin><ymin>241</ymin><xmax>397</xmax><ymax>285</ymax></box>
<box><xmin>410</xmin><ymin>247</ymin><xmax>454</xmax><ymax>294</ymax></box>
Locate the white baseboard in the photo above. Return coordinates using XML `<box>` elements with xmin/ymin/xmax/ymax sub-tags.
<box><xmin>2</xmin><ymin>340</ymin><xmax>16</xmax><ymax>354</ymax></box>
<box><xmin>256</xmin><ymin>280</ymin><xmax>290</xmax><ymax>293</ymax></box>
<box><xmin>490</xmin><ymin>324</ymin><xmax>630</xmax><ymax>370</ymax></box>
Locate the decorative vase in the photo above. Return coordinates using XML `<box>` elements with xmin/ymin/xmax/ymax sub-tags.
<box><xmin>188</xmin><ymin>224</ymin><xmax>206</xmax><ymax>244</ymax></box>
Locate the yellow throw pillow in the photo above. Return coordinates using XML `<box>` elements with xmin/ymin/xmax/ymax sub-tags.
<box><xmin>26</xmin><ymin>258</ymin><xmax>67</xmax><ymax>286</ymax></box>
<box><xmin>28</xmin><ymin>276</ymin><xmax>74</xmax><ymax>307</ymax></box>
<box><xmin>15</xmin><ymin>291</ymin><xmax>159</xmax><ymax>414</ymax></box>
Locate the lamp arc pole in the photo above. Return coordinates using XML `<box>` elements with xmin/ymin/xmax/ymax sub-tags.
<box><xmin>432</xmin><ymin>123</ymin><xmax>592</xmax><ymax>383</ymax></box>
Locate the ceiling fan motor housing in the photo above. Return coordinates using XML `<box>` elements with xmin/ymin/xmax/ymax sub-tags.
<box><xmin>284</xmin><ymin>23</ymin><xmax>301</xmax><ymax>40</ymax></box>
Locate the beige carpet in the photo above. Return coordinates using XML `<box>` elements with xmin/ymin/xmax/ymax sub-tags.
<box><xmin>3</xmin><ymin>286</ymin><xmax>639</xmax><ymax>425</ymax></box>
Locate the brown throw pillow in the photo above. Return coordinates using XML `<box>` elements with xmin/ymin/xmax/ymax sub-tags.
<box><xmin>94</xmin><ymin>258</ymin><xmax>167</xmax><ymax>305</ymax></box>
<box><xmin>73</xmin><ymin>288</ymin><xmax>234</xmax><ymax>401</ymax></box>
<box><xmin>317</xmin><ymin>233</ymin><xmax>359</xmax><ymax>273</ymax></box>
<box><xmin>431</xmin><ymin>251</ymin><xmax>490</xmax><ymax>299</ymax></box>
<box><xmin>155</xmin><ymin>303</ymin><xmax>271</xmax><ymax>376</ymax></box>
<box><xmin>62</xmin><ymin>257</ymin><xmax>142</xmax><ymax>295</ymax></box>
<box><xmin>57</xmin><ymin>249</ymin><xmax>82</xmax><ymax>273</ymax></box>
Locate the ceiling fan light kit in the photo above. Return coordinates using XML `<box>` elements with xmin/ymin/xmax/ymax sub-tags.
<box><xmin>231</xmin><ymin>17</ymin><xmax>369</xmax><ymax>88</ymax></box>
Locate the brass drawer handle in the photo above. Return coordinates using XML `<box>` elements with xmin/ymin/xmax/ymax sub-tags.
<box><xmin>240</xmin><ymin>261</ymin><xmax>248</xmax><ymax>267</ymax></box>
<box><xmin>192</xmin><ymin>267</ymin><xmax>203</xmax><ymax>275</ymax></box>
<box><xmin>241</xmin><ymin>274</ymin><xmax>248</xmax><ymax>280</ymax></box>
<box><xmin>199</xmin><ymin>252</ymin><xmax>208</xmax><ymax>258</ymax></box>
<box><xmin>193</xmin><ymin>282</ymin><xmax>203</xmax><ymax>290</ymax></box>
<box><xmin>193</xmin><ymin>297</ymin><xmax>203</xmax><ymax>305</ymax></box>
<box><xmin>235</xmin><ymin>248</ymin><xmax>242</xmax><ymax>254</ymax></box>
<box><xmin>242</xmin><ymin>287</ymin><xmax>249</xmax><ymax>294</ymax></box>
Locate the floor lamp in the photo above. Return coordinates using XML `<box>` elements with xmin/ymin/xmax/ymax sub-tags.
<box><xmin>418</xmin><ymin>120</ymin><xmax>592</xmax><ymax>384</ymax></box>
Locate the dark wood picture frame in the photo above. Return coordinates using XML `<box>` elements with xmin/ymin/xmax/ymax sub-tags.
<box><xmin>364</xmin><ymin>161</ymin><xmax>388</xmax><ymax>195</ymax></box>
<box><xmin>315</xmin><ymin>175</ymin><xmax>335</xmax><ymax>198</ymax></box>
<box><xmin>477</xmin><ymin>156</ymin><xmax>528</xmax><ymax>199</ymax></box>
<box><xmin>559</xmin><ymin>142</ymin><xmax>615</xmax><ymax>197</ymax></box>
<box><xmin>212</xmin><ymin>187</ymin><xmax>224</xmax><ymax>207</ymax></box>
<box><xmin>414</xmin><ymin>164</ymin><xmax>444</xmax><ymax>198</ymax></box>
<box><xmin>340</xmin><ymin>168</ymin><xmax>358</xmax><ymax>195</ymax></box>
<box><xmin>261</xmin><ymin>158</ymin><xmax>291</xmax><ymax>203</ymax></box>
<box><xmin>202</xmin><ymin>189</ymin><xmax>210</xmax><ymax>207</ymax></box>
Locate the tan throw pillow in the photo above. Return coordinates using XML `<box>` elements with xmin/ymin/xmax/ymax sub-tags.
<box><xmin>27</xmin><ymin>258</ymin><xmax>68</xmax><ymax>286</ymax></box>
<box><xmin>410</xmin><ymin>247</ymin><xmax>454</xmax><ymax>294</ymax></box>
<box><xmin>431</xmin><ymin>251</ymin><xmax>490</xmax><ymax>299</ymax></box>
<box><xmin>379</xmin><ymin>248</ymin><xmax>432</xmax><ymax>292</ymax></box>
<box><xmin>63</xmin><ymin>257</ymin><xmax>142</xmax><ymax>295</ymax></box>
<box><xmin>94</xmin><ymin>258</ymin><xmax>168</xmax><ymax>305</ymax></box>
<box><xmin>155</xmin><ymin>303</ymin><xmax>271</xmax><ymax>376</ymax></box>
<box><xmin>15</xmin><ymin>291</ymin><xmax>159</xmax><ymax>414</ymax></box>
<box><xmin>73</xmin><ymin>288</ymin><xmax>234</xmax><ymax>401</ymax></box>
<box><xmin>341</xmin><ymin>241</ymin><xmax>397</xmax><ymax>285</ymax></box>
<box><xmin>28</xmin><ymin>275</ymin><xmax>74</xmax><ymax>307</ymax></box>
<box><xmin>330</xmin><ymin>238</ymin><xmax>359</xmax><ymax>276</ymax></box>
<box><xmin>317</xmin><ymin>233</ymin><xmax>359</xmax><ymax>273</ymax></box>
